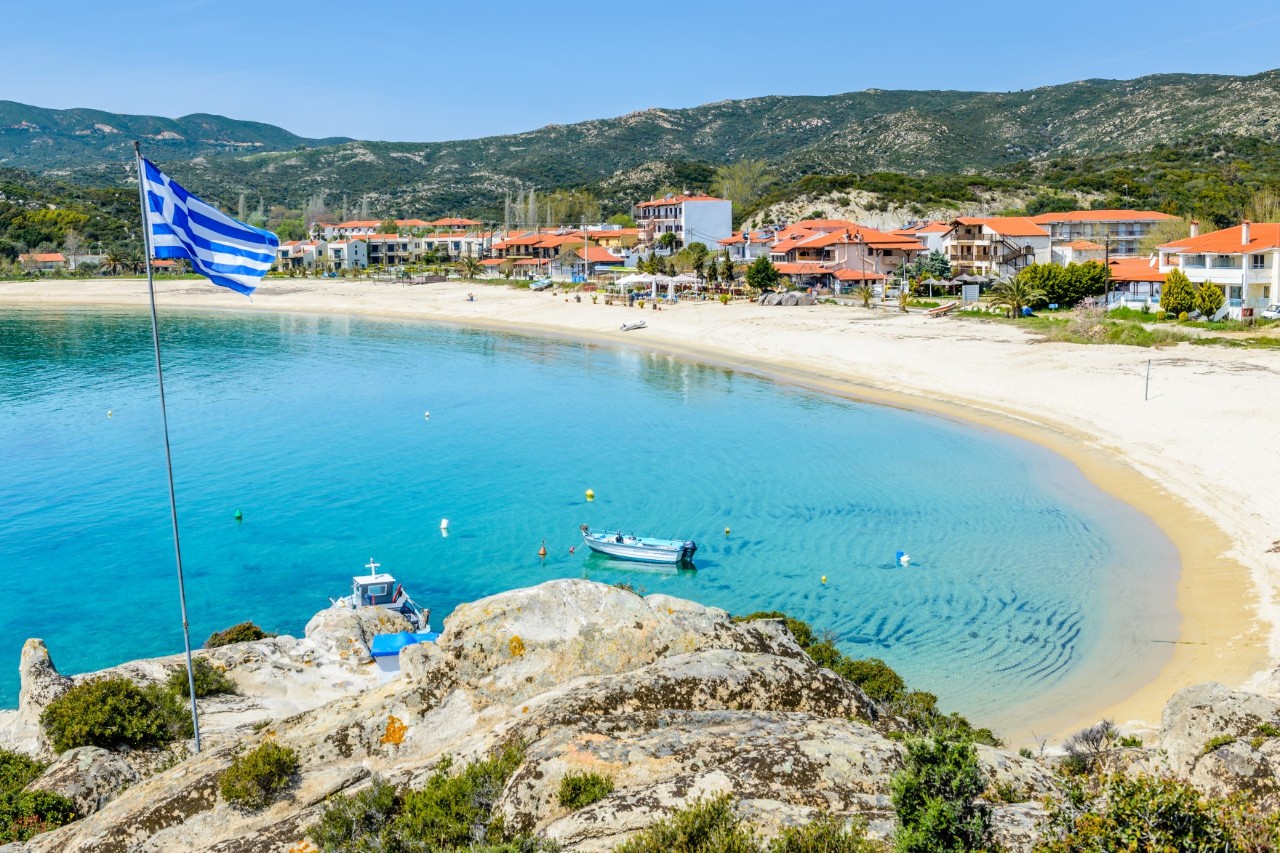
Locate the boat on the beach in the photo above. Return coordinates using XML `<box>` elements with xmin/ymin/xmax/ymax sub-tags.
<box><xmin>329</xmin><ymin>559</ymin><xmax>430</xmax><ymax>631</ymax></box>
<box><xmin>529</xmin><ymin>278</ymin><xmax>553</xmax><ymax>291</ymax></box>
<box><xmin>580</xmin><ymin>526</ymin><xmax>697</xmax><ymax>565</ymax></box>
<box><xmin>620</xmin><ymin>320</ymin><xmax>647</xmax><ymax>331</ymax></box>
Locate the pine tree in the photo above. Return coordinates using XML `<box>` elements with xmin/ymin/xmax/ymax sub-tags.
<box><xmin>1195</xmin><ymin>280</ymin><xmax>1225</xmax><ymax>317</ymax></box>
<box><xmin>1160</xmin><ymin>269</ymin><xmax>1196</xmax><ymax>316</ymax></box>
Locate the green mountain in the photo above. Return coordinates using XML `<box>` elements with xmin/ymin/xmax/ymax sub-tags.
<box><xmin>117</xmin><ymin>69</ymin><xmax>1280</xmax><ymax>216</ymax></box>
<box><xmin>0</xmin><ymin>102</ymin><xmax>351</xmax><ymax>170</ymax></box>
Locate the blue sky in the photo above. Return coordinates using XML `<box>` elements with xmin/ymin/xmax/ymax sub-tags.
<box><xmin>8</xmin><ymin>0</ymin><xmax>1280</xmax><ymax>142</ymax></box>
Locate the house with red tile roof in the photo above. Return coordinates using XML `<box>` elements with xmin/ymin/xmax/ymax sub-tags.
<box><xmin>940</xmin><ymin>217</ymin><xmax>1051</xmax><ymax>276</ymax></box>
<box><xmin>768</xmin><ymin>221</ymin><xmax>925</xmax><ymax>280</ymax></box>
<box><xmin>1106</xmin><ymin>257</ymin><xmax>1166</xmax><ymax>303</ymax></box>
<box><xmin>18</xmin><ymin>252</ymin><xmax>67</xmax><ymax>271</ymax></box>
<box><xmin>717</xmin><ymin>229</ymin><xmax>775</xmax><ymax>263</ymax></box>
<box><xmin>633</xmin><ymin>193</ymin><xmax>732</xmax><ymax>251</ymax></box>
<box><xmin>1030</xmin><ymin>210</ymin><xmax>1176</xmax><ymax>259</ymax></box>
<box><xmin>892</xmin><ymin>221</ymin><xmax>951</xmax><ymax>254</ymax></box>
<box><xmin>1157</xmin><ymin>221</ymin><xmax>1280</xmax><ymax>318</ymax></box>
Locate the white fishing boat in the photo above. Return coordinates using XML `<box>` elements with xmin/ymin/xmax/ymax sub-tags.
<box><xmin>330</xmin><ymin>559</ymin><xmax>430</xmax><ymax>631</ymax></box>
<box><xmin>580</xmin><ymin>526</ymin><xmax>697</xmax><ymax>565</ymax></box>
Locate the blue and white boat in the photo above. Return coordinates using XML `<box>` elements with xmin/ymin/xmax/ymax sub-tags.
<box><xmin>580</xmin><ymin>526</ymin><xmax>697</xmax><ymax>565</ymax></box>
<box><xmin>330</xmin><ymin>559</ymin><xmax>431</xmax><ymax>631</ymax></box>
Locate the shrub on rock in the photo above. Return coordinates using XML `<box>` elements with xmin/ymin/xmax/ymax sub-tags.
<box><xmin>205</xmin><ymin>621</ymin><xmax>274</xmax><ymax>648</ymax></box>
<box><xmin>165</xmin><ymin>658</ymin><xmax>236</xmax><ymax>698</ymax></box>
<box><xmin>40</xmin><ymin>676</ymin><xmax>192</xmax><ymax>753</ymax></box>
<box><xmin>557</xmin><ymin>771</ymin><xmax>614</xmax><ymax>810</ymax></box>
<box><xmin>0</xmin><ymin>749</ymin><xmax>77</xmax><ymax>842</ymax></box>
<box><xmin>218</xmin><ymin>741</ymin><xmax>299</xmax><ymax>810</ymax></box>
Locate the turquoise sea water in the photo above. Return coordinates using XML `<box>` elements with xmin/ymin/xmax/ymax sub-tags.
<box><xmin>0</xmin><ymin>306</ymin><xmax>1178</xmax><ymax>725</ymax></box>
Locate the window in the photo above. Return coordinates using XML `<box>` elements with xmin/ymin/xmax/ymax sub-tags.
<box><xmin>365</xmin><ymin>584</ymin><xmax>387</xmax><ymax>596</ymax></box>
<box><xmin>1253</xmin><ymin>255</ymin><xmax>1267</xmax><ymax>269</ymax></box>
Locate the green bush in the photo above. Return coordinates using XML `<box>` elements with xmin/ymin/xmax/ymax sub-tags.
<box><xmin>890</xmin><ymin>736</ymin><xmax>991</xmax><ymax>853</ymax></box>
<box><xmin>0</xmin><ymin>749</ymin><xmax>77</xmax><ymax>842</ymax></box>
<box><xmin>1178</xmin><ymin>310</ymin><xmax>1189</xmax><ymax>322</ymax></box>
<box><xmin>165</xmin><ymin>658</ymin><xmax>236</xmax><ymax>698</ymax></box>
<box><xmin>557</xmin><ymin>771</ymin><xmax>614</xmax><ymax>810</ymax></box>
<box><xmin>41</xmin><ymin>676</ymin><xmax>192</xmax><ymax>753</ymax></box>
<box><xmin>614</xmin><ymin>794</ymin><xmax>758</xmax><ymax>853</ymax></box>
<box><xmin>307</xmin><ymin>744</ymin><xmax>547</xmax><ymax>852</ymax></box>
<box><xmin>0</xmin><ymin>789</ymin><xmax>78</xmax><ymax>843</ymax></box>
<box><xmin>834</xmin><ymin>658</ymin><xmax>906</xmax><ymax>704</ymax></box>
<box><xmin>1155</xmin><ymin>310</ymin><xmax>1167</xmax><ymax>321</ymax></box>
<box><xmin>1116</xmin><ymin>734</ymin><xmax>1143</xmax><ymax>748</ymax></box>
<box><xmin>768</xmin><ymin>816</ymin><xmax>880</xmax><ymax>852</ymax></box>
<box><xmin>218</xmin><ymin>741</ymin><xmax>299</xmax><ymax>810</ymax></box>
<box><xmin>1036</xmin><ymin>774</ymin><xmax>1280</xmax><ymax>852</ymax></box>
<box><xmin>205</xmin><ymin>621</ymin><xmax>274</xmax><ymax>648</ymax></box>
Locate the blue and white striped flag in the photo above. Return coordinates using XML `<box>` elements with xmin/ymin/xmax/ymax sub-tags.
<box><xmin>141</xmin><ymin>158</ymin><xmax>279</xmax><ymax>295</ymax></box>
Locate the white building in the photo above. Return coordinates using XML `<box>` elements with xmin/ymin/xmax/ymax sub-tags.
<box><xmin>891</xmin><ymin>222</ymin><xmax>951</xmax><ymax>255</ymax></box>
<box><xmin>633</xmin><ymin>194</ymin><xmax>732</xmax><ymax>250</ymax></box>
<box><xmin>941</xmin><ymin>217</ymin><xmax>1052</xmax><ymax>276</ymax></box>
<box><xmin>1158</xmin><ymin>221</ymin><xmax>1280</xmax><ymax>318</ymax></box>
<box><xmin>326</xmin><ymin>239</ymin><xmax>368</xmax><ymax>270</ymax></box>
<box><xmin>276</xmin><ymin>240</ymin><xmax>324</xmax><ymax>270</ymax></box>
<box><xmin>717</xmin><ymin>229</ymin><xmax>774</xmax><ymax>263</ymax></box>
<box><xmin>1032</xmin><ymin>210</ymin><xmax>1177</xmax><ymax>258</ymax></box>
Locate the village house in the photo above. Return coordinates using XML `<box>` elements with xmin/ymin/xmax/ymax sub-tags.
<box><xmin>1157</xmin><ymin>221</ymin><xmax>1280</xmax><ymax>318</ymax></box>
<box><xmin>325</xmin><ymin>239</ymin><xmax>367</xmax><ymax>270</ymax></box>
<box><xmin>717</xmin><ymin>230</ymin><xmax>774</xmax><ymax>263</ymax></box>
<box><xmin>365</xmin><ymin>234</ymin><xmax>424</xmax><ymax>267</ymax></box>
<box><xmin>276</xmin><ymin>240</ymin><xmax>324</xmax><ymax>270</ymax></box>
<box><xmin>891</xmin><ymin>221</ymin><xmax>951</xmax><ymax>255</ymax></box>
<box><xmin>485</xmin><ymin>229</ymin><xmax>628</xmax><ymax>280</ymax></box>
<box><xmin>940</xmin><ymin>217</ymin><xmax>1051</xmax><ymax>276</ymax></box>
<box><xmin>767</xmin><ymin>220</ymin><xmax>925</xmax><ymax>288</ymax></box>
<box><xmin>633</xmin><ymin>194</ymin><xmax>732</xmax><ymax>250</ymax></box>
<box><xmin>1031</xmin><ymin>210</ymin><xmax>1177</xmax><ymax>259</ymax></box>
<box><xmin>1106</xmin><ymin>257</ymin><xmax>1166</xmax><ymax>305</ymax></box>
<box><xmin>1055</xmin><ymin>240</ymin><xmax>1107</xmax><ymax>265</ymax></box>
<box><xmin>18</xmin><ymin>252</ymin><xmax>67</xmax><ymax>272</ymax></box>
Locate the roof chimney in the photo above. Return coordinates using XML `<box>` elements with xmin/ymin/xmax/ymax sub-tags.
<box><xmin>1189</xmin><ymin>220</ymin><xmax>1199</xmax><ymax>238</ymax></box>
<box><xmin>1242</xmin><ymin>219</ymin><xmax>1252</xmax><ymax>246</ymax></box>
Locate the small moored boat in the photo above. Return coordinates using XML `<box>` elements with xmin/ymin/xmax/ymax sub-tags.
<box><xmin>330</xmin><ymin>559</ymin><xmax>430</xmax><ymax>631</ymax></box>
<box><xmin>620</xmin><ymin>320</ymin><xmax>647</xmax><ymax>331</ymax></box>
<box><xmin>580</xmin><ymin>526</ymin><xmax>697</xmax><ymax>565</ymax></box>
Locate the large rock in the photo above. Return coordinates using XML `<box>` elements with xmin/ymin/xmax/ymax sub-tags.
<box><xmin>1160</xmin><ymin>682</ymin><xmax>1280</xmax><ymax>773</ymax></box>
<box><xmin>26</xmin><ymin>746</ymin><xmax>139</xmax><ymax>816</ymax></box>
<box><xmin>303</xmin><ymin>605</ymin><xmax>414</xmax><ymax>661</ymax></box>
<box><xmin>7</xmin><ymin>579</ymin><xmax>1049</xmax><ymax>852</ymax></box>
<box><xmin>0</xmin><ymin>640</ymin><xmax>74</xmax><ymax>759</ymax></box>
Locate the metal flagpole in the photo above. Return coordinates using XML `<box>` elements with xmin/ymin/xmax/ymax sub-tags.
<box><xmin>133</xmin><ymin>142</ymin><xmax>202</xmax><ymax>753</ymax></box>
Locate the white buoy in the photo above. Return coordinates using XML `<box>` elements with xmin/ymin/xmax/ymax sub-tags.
<box><xmin>424</xmin><ymin>410</ymin><xmax>430</xmax><ymax>420</ymax></box>
<box><xmin>107</xmin><ymin>409</ymin><xmax>113</xmax><ymax>418</ymax></box>
<box><xmin>898</xmin><ymin>552</ymin><xmax>911</xmax><ymax>565</ymax></box>
<box><xmin>440</xmin><ymin>519</ymin><xmax>449</xmax><ymax>530</ymax></box>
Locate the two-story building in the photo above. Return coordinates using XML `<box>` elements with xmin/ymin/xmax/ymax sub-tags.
<box><xmin>941</xmin><ymin>217</ymin><xmax>1051</xmax><ymax>276</ymax></box>
<box><xmin>1032</xmin><ymin>209</ymin><xmax>1177</xmax><ymax>259</ymax></box>
<box><xmin>276</xmin><ymin>240</ymin><xmax>324</xmax><ymax>270</ymax></box>
<box><xmin>325</xmin><ymin>239</ymin><xmax>367</xmax><ymax>270</ymax></box>
<box><xmin>891</xmin><ymin>222</ymin><xmax>951</xmax><ymax>255</ymax></box>
<box><xmin>769</xmin><ymin>221</ymin><xmax>925</xmax><ymax>277</ymax></box>
<box><xmin>633</xmin><ymin>194</ymin><xmax>732</xmax><ymax>250</ymax></box>
<box><xmin>1158</xmin><ymin>221</ymin><xmax>1280</xmax><ymax>317</ymax></box>
<box><xmin>365</xmin><ymin>234</ymin><xmax>424</xmax><ymax>267</ymax></box>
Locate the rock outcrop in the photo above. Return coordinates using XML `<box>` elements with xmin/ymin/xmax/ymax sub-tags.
<box><xmin>1158</xmin><ymin>682</ymin><xmax>1280</xmax><ymax>805</ymax></box>
<box><xmin>3</xmin><ymin>580</ymin><xmax>1053</xmax><ymax>852</ymax></box>
<box><xmin>26</xmin><ymin>746</ymin><xmax>140</xmax><ymax>816</ymax></box>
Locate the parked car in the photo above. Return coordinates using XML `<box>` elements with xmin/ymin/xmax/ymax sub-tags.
<box><xmin>1261</xmin><ymin>305</ymin><xmax>1280</xmax><ymax>319</ymax></box>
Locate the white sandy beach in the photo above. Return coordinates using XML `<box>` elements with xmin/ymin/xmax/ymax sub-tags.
<box><xmin>4</xmin><ymin>276</ymin><xmax>1277</xmax><ymax>739</ymax></box>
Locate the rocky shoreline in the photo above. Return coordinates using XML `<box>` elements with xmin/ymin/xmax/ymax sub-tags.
<box><xmin>2</xmin><ymin>580</ymin><xmax>1278</xmax><ymax>851</ymax></box>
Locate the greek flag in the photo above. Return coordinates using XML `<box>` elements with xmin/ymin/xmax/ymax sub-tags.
<box><xmin>141</xmin><ymin>158</ymin><xmax>278</xmax><ymax>295</ymax></box>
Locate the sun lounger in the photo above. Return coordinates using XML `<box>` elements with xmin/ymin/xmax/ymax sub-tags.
<box><xmin>926</xmin><ymin>301</ymin><xmax>958</xmax><ymax>317</ymax></box>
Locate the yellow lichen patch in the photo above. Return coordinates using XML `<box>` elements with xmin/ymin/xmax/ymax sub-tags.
<box><xmin>522</xmin><ymin>706</ymin><xmax>529</xmax><ymax>714</ymax></box>
<box><xmin>288</xmin><ymin>841</ymin><xmax>318</xmax><ymax>853</ymax></box>
<box><xmin>509</xmin><ymin>635</ymin><xmax>526</xmax><ymax>657</ymax></box>
<box><xmin>380</xmin><ymin>715</ymin><xmax>408</xmax><ymax>746</ymax></box>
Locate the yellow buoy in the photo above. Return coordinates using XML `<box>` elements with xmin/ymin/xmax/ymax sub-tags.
<box><xmin>107</xmin><ymin>410</ymin><xmax>113</xmax><ymax>418</ymax></box>
<box><xmin>821</xmin><ymin>575</ymin><xmax>827</xmax><ymax>584</ymax></box>
<box><xmin>724</xmin><ymin>527</ymin><xmax>731</xmax><ymax>536</ymax></box>
<box><xmin>585</xmin><ymin>489</ymin><xmax>595</xmax><ymax>501</ymax></box>
<box><xmin>538</xmin><ymin>539</ymin><xmax>548</xmax><ymax>559</ymax></box>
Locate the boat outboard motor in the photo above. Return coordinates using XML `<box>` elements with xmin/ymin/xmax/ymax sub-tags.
<box><xmin>680</xmin><ymin>541</ymin><xmax>698</xmax><ymax>562</ymax></box>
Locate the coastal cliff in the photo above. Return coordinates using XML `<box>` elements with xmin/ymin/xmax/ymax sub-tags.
<box><xmin>2</xmin><ymin>580</ymin><xmax>1278</xmax><ymax>851</ymax></box>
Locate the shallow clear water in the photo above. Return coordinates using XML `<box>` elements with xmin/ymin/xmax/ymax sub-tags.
<box><xmin>0</xmin><ymin>307</ymin><xmax>1177</xmax><ymax>724</ymax></box>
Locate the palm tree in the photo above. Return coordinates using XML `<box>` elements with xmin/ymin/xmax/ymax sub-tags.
<box><xmin>855</xmin><ymin>284</ymin><xmax>876</xmax><ymax>308</ymax></box>
<box><xmin>457</xmin><ymin>257</ymin><xmax>483</xmax><ymax>280</ymax></box>
<box><xmin>102</xmin><ymin>252</ymin><xmax>125</xmax><ymax>276</ymax></box>
<box><xmin>988</xmin><ymin>276</ymin><xmax>1046</xmax><ymax>318</ymax></box>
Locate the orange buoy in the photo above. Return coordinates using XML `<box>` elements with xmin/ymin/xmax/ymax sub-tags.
<box><xmin>538</xmin><ymin>539</ymin><xmax>548</xmax><ymax>559</ymax></box>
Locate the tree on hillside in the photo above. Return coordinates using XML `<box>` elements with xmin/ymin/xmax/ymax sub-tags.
<box><xmin>1195</xmin><ymin>281</ymin><xmax>1225</xmax><ymax>317</ymax></box>
<box><xmin>275</xmin><ymin>220</ymin><xmax>307</xmax><ymax>242</ymax></box>
<box><xmin>744</xmin><ymin>256</ymin><xmax>779</xmax><ymax>291</ymax></box>
<box><xmin>1022</xmin><ymin>194</ymin><xmax>1079</xmax><ymax>216</ymax></box>
<box><xmin>376</xmin><ymin>218</ymin><xmax>398</xmax><ymax>234</ymax></box>
<box><xmin>711</xmin><ymin>159</ymin><xmax>774</xmax><ymax>211</ymax></box>
<box><xmin>1246</xmin><ymin>186</ymin><xmax>1280</xmax><ymax>223</ymax></box>
<box><xmin>606</xmin><ymin>213</ymin><xmax>636</xmax><ymax>228</ymax></box>
<box><xmin>1161</xmin><ymin>268</ymin><xmax>1196</xmax><ymax>315</ymax></box>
